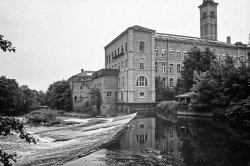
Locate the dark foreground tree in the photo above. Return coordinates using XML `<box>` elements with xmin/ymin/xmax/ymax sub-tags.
<box><xmin>0</xmin><ymin>35</ymin><xmax>15</xmax><ymax>52</ymax></box>
<box><xmin>0</xmin><ymin>76</ymin><xmax>19</xmax><ymax>114</ymax></box>
<box><xmin>191</xmin><ymin>56</ymin><xmax>250</xmax><ymax>123</ymax></box>
<box><xmin>46</xmin><ymin>80</ymin><xmax>72</xmax><ymax>111</ymax></box>
<box><xmin>0</xmin><ymin>118</ymin><xmax>36</xmax><ymax>166</ymax></box>
<box><xmin>0</xmin><ymin>36</ymin><xmax>36</xmax><ymax>166</ymax></box>
<box><xmin>181</xmin><ymin>47</ymin><xmax>216</xmax><ymax>92</ymax></box>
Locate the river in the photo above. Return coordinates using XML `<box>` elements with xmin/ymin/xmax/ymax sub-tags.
<box><xmin>68</xmin><ymin>114</ymin><xmax>250</xmax><ymax>166</ymax></box>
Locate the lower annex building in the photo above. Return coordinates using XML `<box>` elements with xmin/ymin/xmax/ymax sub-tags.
<box><xmin>68</xmin><ymin>0</ymin><xmax>250</xmax><ymax>115</ymax></box>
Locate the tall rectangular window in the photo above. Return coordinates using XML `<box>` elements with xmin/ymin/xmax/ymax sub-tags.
<box><xmin>211</xmin><ymin>11</ymin><xmax>215</xmax><ymax>18</ymax></box>
<box><xmin>112</xmin><ymin>52</ymin><xmax>114</xmax><ymax>61</ymax></box>
<box><xmin>122</xmin><ymin>77</ymin><xmax>124</xmax><ymax>87</ymax></box>
<box><xmin>202</xmin><ymin>13</ymin><xmax>206</xmax><ymax>19</ymax></box>
<box><xmin>125</xmin><ymin>59</ymin><xmax>128</xmax><ymax>68</ymax></box>
<box><xmin>118</xmin><ymin>48</ymin><xmax>120</xmax><ymax>54</ymax></box>
<box><xmin>118</xmin><ymin>78</ymin><xmax>120</xmax><ymax>88</ymax></box>
<box><xmin>139</xmin><ymin>41</ymin><xmax>145</xmax><ymax>52</ymax></box>
<box><xmin>121</xmin><ymin>92</ymin><xmax>123</xmax><ymax>100</ymax></box>
<box><xmin>177</xmin><ymin>64</ymin><xmax>181</xmax><ymax>73</ymax></box>
<box><xmin>169</xmin><ymin>64</ymin><xmax>174</xmax><ymax>73</ymax></box>
<box><xmin>162</xmin><ymin>49</ymin><xmax>166</xmax><ymax>57</ymax></box>
<box><xmin>240</xmin><ymin>55</ymin><xmax>244</xmax><ymax>62</ymax></box>
<box><xmin>162</xmin><ymin>63</ymin><xmax>166</xmax><ymax>74</ymax></box>
<box><xmin>155</xmin><ymin>63</ymin><xmax>158</xmax><ymax>72</ymax></box>
<box><xmin>108</xmin><ymin>55</ymin><xmax>111</xmax><ymax>63</ymax></box>
<box><xmin>118</xmin><ymin>62</ymin><xmax>120</xmax><ymax>71</ymax></box>
<box><xmin>121</xmin><ymin>45</ymin><xmax>124</xmax><ymax>53</ymax></box>
<box><xmin>125</xmin><ymin>42</ymin><xmax>128</xmax><ymax>52</ymax></box>
<box><xmin>169</xmin><ymin>78</ymin><xmax>174</xmax><ymax>88</ymax></box>
<box><xmin>177</xmin><ymin>51</ymin><xmax>181</xmax><ymax>59</ymax></box>
<box><xmin>139</xmin><ymin>62</ymin><xmax>144</xmax><ymax>69</ymax></box>
<box><xmin>155</xmin><ymin>48</ymin><xmax>158</xmax><ymax>57</ymax></box>
<box><xmin>169</xmin><ymin>50</ymin><xmax>174</xmax><ymax>59</ymax></box>
<box><xmin>162</xmin><ymin>78</ymin><xmax>167</xmax><ymax>87</ymax></box>
<box><xmin>184</xmin><ymin>51</ymin><xmax>188</xmax><ymax>58</ymax></box>
<box><xmin>122</xmin><ymin>61</ymin><xmax>124</xmax><ymax>69</ymax></box>
<box><xmin>107</xmin><ymin>91</ymin><xmax>112</xmax><ymax>97</ymax></box>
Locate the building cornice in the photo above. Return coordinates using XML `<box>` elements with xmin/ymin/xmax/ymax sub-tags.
<box><xmin>104</xmin><ymin>25</ymin><xmax>155</xmax><ymax>49</ymax></box>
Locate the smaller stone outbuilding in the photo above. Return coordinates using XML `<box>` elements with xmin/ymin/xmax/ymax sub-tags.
<box><xmin>68</xmin><ymin>69</ymin><xmax>119</xmax><ymax>115</ymax></box>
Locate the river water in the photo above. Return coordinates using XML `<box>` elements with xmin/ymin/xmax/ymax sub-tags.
<box><xmin>76</xmin><ymin>114</ymin><xmax>250</xmax><ymax>166</ymax></box>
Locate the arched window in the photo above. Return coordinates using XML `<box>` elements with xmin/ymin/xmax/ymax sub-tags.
<box><xmin>136</xmin><ymin>76</ymin><xmax>147</xmax><ymax>87</ymax></box>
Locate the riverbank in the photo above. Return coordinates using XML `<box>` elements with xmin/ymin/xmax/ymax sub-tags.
<box><xmin>0</xmin><ymin>113</ymin><xmax>136</xmax><ymax>166</ymax></box>
<box><xmin>177</xmin><ymin>110</ymin><xmax>213</xmax><ymax>117</ymax></box>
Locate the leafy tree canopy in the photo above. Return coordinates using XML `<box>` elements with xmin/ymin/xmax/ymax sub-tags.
<box><xmin>46</xmin><ymin>80</ymin><xmax>72</xmax><ymax>111</ymax></box>
<box><xmin>0</xmin><ymin>35</ymin><xmax>15</xmax><ymax>52</ymax></box>
<box><xmin>181</xmin><ymin>46</ymin><xmax>216</xmax><ymax>92</ymax></box>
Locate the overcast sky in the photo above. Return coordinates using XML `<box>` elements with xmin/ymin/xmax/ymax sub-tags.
<box><xmin>0</xmin><ymin>0</ymin><xmax>249</xmax><ymax>91</ymax></box>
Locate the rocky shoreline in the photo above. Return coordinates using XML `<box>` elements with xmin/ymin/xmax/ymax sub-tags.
<box><xmin>0</xmin><ymin>113</ymin><xmax>136</xmax><ymax>166</ymax></box>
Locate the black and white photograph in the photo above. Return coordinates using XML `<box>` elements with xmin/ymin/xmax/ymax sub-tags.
<box><xmin>1</xmin><ymin>0</ymin><xmax>250</xmax><ymax>165</ymax></box>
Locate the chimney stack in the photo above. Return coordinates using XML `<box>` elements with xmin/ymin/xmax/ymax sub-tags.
<box><xmin>227</xmin><ymin>36</ymin><xmax>231</xmax><ymax>44</ymax></box>
<box><xmin>81</xmin><ymin>69</ymin><xmax>84</xmax><ymax>72</ymax></box>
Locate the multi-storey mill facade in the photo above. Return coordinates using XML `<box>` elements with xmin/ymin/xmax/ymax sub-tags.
<box><xmin>105</xmin><ymin>0</ymin><xmax>249</xmax><ymax>96</ymax></box>
<box><xmin>69</xmin><ymin>0</ymin><xmax>249</xmax><ymax>114</ymax></box>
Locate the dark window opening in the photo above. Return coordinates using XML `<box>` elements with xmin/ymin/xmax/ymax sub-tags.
<box><xmin>139</xmin><ymin>41</ymin><xmax>145</xmax><ymax>52</ymax></box>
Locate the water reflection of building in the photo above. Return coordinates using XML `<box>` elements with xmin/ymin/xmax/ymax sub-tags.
<box><xmin>156</xmin><ymin>120</ymin><xmax>187</xmax><ymax>166</ymax></box>
<box><xmin>119</xmin><ymin>117</ymin><xmax>155</xmax><ymax>151</ymax></box>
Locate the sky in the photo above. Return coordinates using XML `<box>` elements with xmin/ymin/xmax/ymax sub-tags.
<box><xmin>0</xmin><ymin>0</ymin><xmax>250</xmax><ymax>92</ymax></box>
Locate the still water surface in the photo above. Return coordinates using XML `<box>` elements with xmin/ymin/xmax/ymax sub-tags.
<box><xmin>104</xmin><ymin>115</ymin><xmax>250</xmax><ymax>166</ymax></box>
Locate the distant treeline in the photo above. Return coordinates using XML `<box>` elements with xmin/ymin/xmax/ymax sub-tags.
<box><xmin>0</xmin><ymin>76</ymin><xmax>72</xmax><ymax>116</ymax></box>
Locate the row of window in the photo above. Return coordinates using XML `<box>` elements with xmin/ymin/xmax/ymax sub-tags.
<box><xmin>107</xmin><ymin>43</ymin><xmax>128</xmax><ymax>63</ymax></box>
<box><xmin>106</xmin><ymin>91</ymin><xmax>146</xmax><ymax>100</ymax></box>
<box><xmin>108</xmin><ymin>59</ymin><xmax>128</xmax><ymax>70</ymax></box>
<box><xmin>216</xmin><ymin>54</ymin><xmax>245</xmax><ymax>61</ymax></box>
<box><xmin>156</xmin><ymin>63</ymin><xmax>182</xmax><ymax>74</ymax></box>
<box><xmin>108</xmin><ymin>61</ymin><xmax>147</xmax><ymax>71</ymax></box>
<box><xmin>161</xmin><ymin>78</ymin><xmax>177</xmax><ymax>88</ymax></box>
<box><xmin>107</xmin><ymin>41</ymin><xmax>146</xmax><ymax>64</ymax></box>
<box><xmin>155</xmin><ymin>48</ymin><xmax>188</xmax><ymax>59</ymax></box>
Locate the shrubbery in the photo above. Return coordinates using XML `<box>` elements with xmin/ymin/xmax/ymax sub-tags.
<box><xmin>25</xmin><ymin>109</ymin><xmax>61</xmax><ymax>125</ymax></box>
<box><xmin>156</xmin><ymin>101</ymin><xmax>178</xmax><ymax>121</ymax></box>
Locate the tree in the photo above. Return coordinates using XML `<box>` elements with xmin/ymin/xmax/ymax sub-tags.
<box><xmin>0</xmin><ymin>35</ymin><xmax>15</xmax><ymax>52</ymax></box>
<box><xmin>0</xmin><ymin>118</ymin><xmax>36</xmax><ymax>166</ymax></box>
<box><xmin>0</xmin><ymin>76</ymin><xmax>19</xmax><ymax>115</ymax></box>
<box><xmin>37</xmin><ymin>90</ymin><xmax>47</xmax><ymax>106</ymax></box>
<box><xmin>155</xmin><ymin>77</ymin><xmax>176</xmax><ymax>102</ymax></box>
<box><xmin>0</xmin><ymin>36</ymin><xmax>35</xmax><ymax>166</ymax></box>
<box><xmin>191</xmin><ymin>55</ymin><xmax>250</xmax><ymax>123</ymax></box>
<box><xmin>89</xmin><ymin>87</ymin><xmax>102</xmax><ymax>115</ymax></box>
<box><xmin>181</xmin><ymin>47</ymin><xmax>216</xmax><ymax>92</ymax></box>
<box><xmin>46</xmin><ymin>80</ymin><xmax>72</xmax><ymax>111</ymax></box>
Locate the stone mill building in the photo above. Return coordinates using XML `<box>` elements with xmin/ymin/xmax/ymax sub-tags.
<box><xmin>68</xmin><ymin>0</ymin><xmax>250</xmax><ymax>115</ymax></box>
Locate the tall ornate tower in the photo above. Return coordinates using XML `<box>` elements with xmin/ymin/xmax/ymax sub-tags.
<box><xmin>199</xmin><ymin>0</ymin><xmax>219</xmax><ymax>40</ymax></box>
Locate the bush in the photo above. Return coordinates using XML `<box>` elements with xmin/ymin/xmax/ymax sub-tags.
<box><xmin>156</xmin><ymin>101</ymin><xmax>178</xmax><ymax>120</ymax></box>
<box><xmin>25</xmin><ymin>109</ymin><xmax>59</xmax><ymax>125</ymax></box>
<box><xmin>225</xmin><ymin>98</ymin><xmax>250</xmax><ymax>124</ymax></box>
